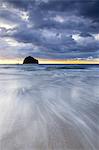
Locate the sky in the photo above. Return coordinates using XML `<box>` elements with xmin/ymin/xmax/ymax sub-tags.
<box><xmin>0</xmin><ymin>0</ymin><xmax>99</xmax><ymax>63</ymax></box>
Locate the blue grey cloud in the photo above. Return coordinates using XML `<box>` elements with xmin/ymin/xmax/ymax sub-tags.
<box><xmin>0</xmin><ymin>0</ymin><xmax>99</xmax><ymax>59</ymax></box>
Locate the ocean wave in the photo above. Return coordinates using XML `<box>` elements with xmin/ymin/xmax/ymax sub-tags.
<box><xmin>0</xmin><ymin>65</ymin><xmax>99</xmax><ymax>150</ymax></box>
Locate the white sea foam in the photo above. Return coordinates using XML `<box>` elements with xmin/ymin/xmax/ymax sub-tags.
<box><xmin>0</xmin><ymin>65</ymin><xmax>99</xmax><ymax>150</ymax></box>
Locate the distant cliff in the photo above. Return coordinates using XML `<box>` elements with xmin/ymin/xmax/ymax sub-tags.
<box><xmin>23</xmin><ymin>56</ymin><xmax>38</xmax><ymax>64</ymax></box>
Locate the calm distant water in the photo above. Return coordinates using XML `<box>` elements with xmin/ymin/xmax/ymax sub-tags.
<box><xmin>0</xmin><ymin>64</ymin><xmax>99</xmax><ymax>150</ymax></box>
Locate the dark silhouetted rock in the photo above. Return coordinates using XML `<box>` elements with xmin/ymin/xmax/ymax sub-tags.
<box><xmin>23</xmin><ymin>56</ymin><xmax>38</xmax><ymax>64</ymax></box>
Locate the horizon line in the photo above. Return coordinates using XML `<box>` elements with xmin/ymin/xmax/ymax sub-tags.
<box><xmin>0</xmin><ymin>58</ymin><xmax>99</xmax><ymax>64</ymax></box>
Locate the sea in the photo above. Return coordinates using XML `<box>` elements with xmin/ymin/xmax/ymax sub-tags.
<box><xmin>0</xmin><ymin>64</ymin><xmax>99</xmax><ymax>150</ymax></box>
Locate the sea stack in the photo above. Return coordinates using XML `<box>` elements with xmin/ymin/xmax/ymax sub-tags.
<box><xmin>23</xmin><ymin>56</ymin><xmax>38</xmax><ymax>64</ymax></box>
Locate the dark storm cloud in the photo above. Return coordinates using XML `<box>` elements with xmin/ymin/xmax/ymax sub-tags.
<box><xmin>11</xmin><ymin>27</ymin><xmax>42</xmax><ymax>44</ymax></box>
<box><xmin>0</xmin><ymin>0</ymin><xmax>99</xmax><ymax>59</ymax></box>
<box><xmin>39</xmin><ymin>0</ymin><xmax>77</xmax><ymax>12</ymax></box>
<box><xmin>38</xmin><ymin>0</ymin><xmax>99</xmax><ymax>23</ymax></box>
<box><xmin>78</xmin><ymin>0</ymin><xmax>99</xmax><ymax>22</ymax></box>
<box><xmin>80</xmin><ymin>33</ymin><xmax>93</xmax><ymax>37</ymax></box>
<box><xmin>2</xmin><ymin>0</ymin><xmax>31</xmax><ymax>10</ymax></box>
<box><xmin>2</xmin><ymin>0</ymin><xmax>99</xmax><ymax>23</ymax></box>
<box><xmin>0</xmin><ymin>9</ymin><xmax>22</xmax><ymax>24</ymax></box>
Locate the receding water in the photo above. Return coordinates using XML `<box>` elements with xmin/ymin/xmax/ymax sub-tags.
<box><xmin>0</xmin><ymin>64</ymin><xmax>99</xmax><ymax>150</ymax></box>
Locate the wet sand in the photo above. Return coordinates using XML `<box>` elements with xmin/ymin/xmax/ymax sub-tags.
<box><xmin>0</xmin><ymin>65</ymin><xmax>99</xmax><ymax>150</ymax></box>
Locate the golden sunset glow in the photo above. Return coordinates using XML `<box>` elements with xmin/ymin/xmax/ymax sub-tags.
<box><xmin>0</xmin><ymin>59</ymin><xmax>22</xmax><ymax>64</ymax></box>
<box><xmin>0</xmin><ymin>58</ymin><xmax>99</xmax><ymax>64</ymax></box>
<box><xmin>39</xmin><ymin>58</ymin><xmax>99</xmax><ymax>64</ymax></box>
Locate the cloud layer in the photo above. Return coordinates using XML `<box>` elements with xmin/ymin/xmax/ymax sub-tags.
<box><xmin>0</xmin><ymin>0</ymin><xmax>99</xmax><ymax>59</ymax></box>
